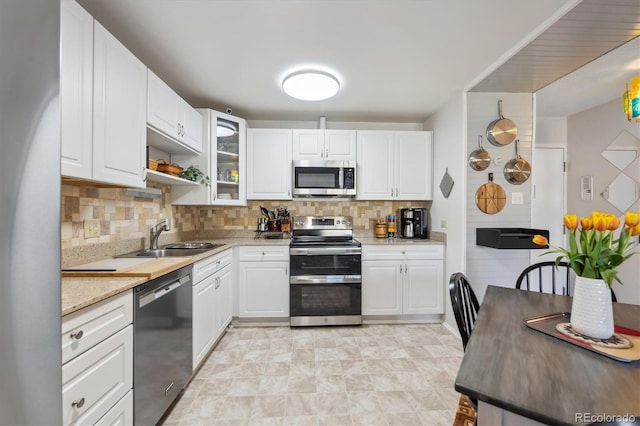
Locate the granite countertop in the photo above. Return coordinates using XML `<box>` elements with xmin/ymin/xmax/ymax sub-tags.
<box><xmin>62</xmin><ymin>236</ymin><xmax>445</xmax><ymax>317</ymax></box>
<box><xmin>358</xmin><ymin>237</ymin><xmax>445</xmax><ymax>245</ymax></box>
<box><xmin>61</xmin><ymin>237</ymin><xmax>290</xmax><ymax>316</ymax></box>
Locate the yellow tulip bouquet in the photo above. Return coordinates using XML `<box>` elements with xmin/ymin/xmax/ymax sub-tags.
<box><xmin>533</xmin><ymin>211</ymin><xmax>640</xmax><ymax>287</ymax></box>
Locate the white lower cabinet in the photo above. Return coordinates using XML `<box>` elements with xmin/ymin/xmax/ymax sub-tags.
<box><xmin>238</xmin><ymin>246</ymin><xmax>289</xmax><ymax>318</ymax></box>
<box><xmin>61</xmin><ymin>291</ymin><xmax>133</xmax><ymax>426</ymax></box>
<box><xmin>192</xmin><ymin>249</ymin><xmax>233</xmax><ymax>370</ymax></box>
<box><xmin>362</xmin><ymin>245</ymin><xmax>444</xmax><ymax>315</ymax></box>
<box><xmin>95</xmin><ymin>389</ymin><xmax>133</xmax><ymax>426</ymax></box>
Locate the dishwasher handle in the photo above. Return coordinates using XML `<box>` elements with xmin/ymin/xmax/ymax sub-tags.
<box><xmin>138</xmin><ymin>276</ymin><xmax>189</xmax><ymax>308</ymax></box>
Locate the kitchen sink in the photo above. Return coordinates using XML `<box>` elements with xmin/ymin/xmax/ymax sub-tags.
<box><xmin>163</xmin><ymin>242</ymin><xmax>220</xmax><ymax>250</ymax></box>
<box><xmin>115</xmin><ymin>242</ymin><xmax>225</xmax><ymax>258</ymax></box>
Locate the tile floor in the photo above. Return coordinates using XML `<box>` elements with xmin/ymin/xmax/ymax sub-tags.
<box><xmin>163</xmin><ymin>323</ymin><xmax>464</xmax><ymax>426</ymax></box>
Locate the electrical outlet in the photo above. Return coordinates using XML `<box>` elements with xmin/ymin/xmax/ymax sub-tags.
<box><xmin>84</xmin><ymin>219</ymin><xmax>100</xmax><ymax>238</ymax></box>
<box><xmin>440</xmin><ymin>220</ymin><xmax>447</xmax><ymax>228</ymax></box>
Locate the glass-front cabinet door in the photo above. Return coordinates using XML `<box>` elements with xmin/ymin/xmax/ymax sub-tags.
<box><xmin>211</xmin><ymin>111</ymin><xmax>246</xmax><ymax>205</ymax></box>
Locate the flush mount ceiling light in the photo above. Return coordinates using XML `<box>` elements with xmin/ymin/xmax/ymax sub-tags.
<box><xmin>282</xmin><ymin>71</ymin><xmax>340</xmax><ymax>101</ymax></box>
<box><xmin>216</xmin><ymin>123</ymin><xmax>236</xmax><ymax>137</ymax></box>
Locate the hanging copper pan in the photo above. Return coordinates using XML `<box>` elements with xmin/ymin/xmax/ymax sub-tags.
<box><xmin>486</xmin><ymin>100</ymin><xmax>517</xmax><ymax>146</ymax></box>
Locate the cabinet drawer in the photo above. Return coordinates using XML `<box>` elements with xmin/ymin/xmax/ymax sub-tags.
<box><xmin>62</xmin><ymin>291</ymin><xmax>133</xmax><ymax>364</ymax></box>
<box><xmin>238</xmin><ymin>246</ymin><xmax>289</xmax><ymax>262</ymax></box>
<box><xmin>62</xmin><ymin>325</ymin><xmax>133</xmax><ymax>426</ymax></box>
<box><xmin>362</xmin><ymin>244</ymin><xmax>443</xmax><ymax>260</ymax></box>
<box><xmin>95</xmin><ymin>389</ymin><xmax>132</xmax><ymax>426</ymax></box>
<box><xmin>193</xmin><ymin>248</ymin><xmax>232</xmax><ymax>283</ymax></box>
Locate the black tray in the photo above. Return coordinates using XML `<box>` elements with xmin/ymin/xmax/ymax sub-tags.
<box><xmin>523</xmin><ymin>312</ymin><xmax>640</xmax><ymax>363</ymax></box>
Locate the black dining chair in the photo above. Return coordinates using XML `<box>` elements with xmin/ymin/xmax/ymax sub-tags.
<box><xmin>515</xmin><ymin>261</ymin><xmax>617</xmax><ymax>302</ymax></box>
<box><xmin>449</xmin><ymin>272</ymin><xmax>481</xmax><ymax>351</ymax></box>
<box><xmin>449</xmin><ymin>272</ymin><xmax>480</xmax><ymax>420</ymax></box>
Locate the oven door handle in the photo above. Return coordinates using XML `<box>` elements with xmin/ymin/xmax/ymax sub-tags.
<box><xmin>290</xmin><ymin>275</ymin><xmax>361</xmax><ymax>284</ymax></box>
<box><xmin>290</xmin><ymin>247</ymin><xmax>362</xmax><ymax>256</ymax></box>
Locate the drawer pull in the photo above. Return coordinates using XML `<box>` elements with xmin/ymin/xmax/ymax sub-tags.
<box><xmin>70</xmin><ymin>330</ymin><xmax>84</xmax><ymax>340</ymax></box>
<box><xmin>72</xmin><ymin>397</ymin><xmax>85</xmax><ymax>408</ymax></box>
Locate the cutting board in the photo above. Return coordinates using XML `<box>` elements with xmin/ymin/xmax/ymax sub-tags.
<box><xmin>62</xmin><ymin>257</ymin><xmax>193</xmax><ymax>279</ymax></box>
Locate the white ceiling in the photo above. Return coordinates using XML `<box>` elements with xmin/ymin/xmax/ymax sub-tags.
<box><xmin>536</xmin><ymin>36</ymin><xmax>640</xmax><ymax>117</ymax></box>
<box><xmin>77</xmin><ymin>0</ymin><xmax>575</xmax><ymax>123</ymax></box>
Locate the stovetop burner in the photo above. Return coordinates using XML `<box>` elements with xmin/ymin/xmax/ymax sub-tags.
<box><xmin>290</xmin><ymin>215</ymin><xmax>359</xmax><ymax>247</ymax></box>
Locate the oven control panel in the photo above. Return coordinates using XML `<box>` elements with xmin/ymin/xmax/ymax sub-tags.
<box><xmin>293</xmin><ymin>216</ymin><xmax>352</xmax><ymax>230</ymax></box>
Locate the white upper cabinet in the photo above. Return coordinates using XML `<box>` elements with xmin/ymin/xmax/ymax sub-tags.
<box><xmin>61</xmin><ymin>0</ymin><xmax>93</xmax><ymax>179</ymax></box>
<box><xmin>172</xmin><ymin>109</ymin><xmax>247</xmax><ymax>206</ymax></box>
<box><xmin>357</xmin><ymin>130</ymin><xmax>432</xmax><ymax>200</ymax></box>
<box><xmin>292</xmin><ymin>129</ymin><xmax>356</xmax><ymax>161</ymax></box>
<box><xmin>181</xmin><ymin>103</ymin><xmax>204</xmax><ymax>152</ymax></box>
<box><xmin>356</xmin><ymin>131</ymin><xmax>393</xmax><ymax>199</ymax></box>
<box><xmin>395</xmin><ymin>131</ymin><xmax>433</xmax><ymax>200</ymax></box>
<box><xmin>247</xmin><ymin>129</ymin><xmax>292</xmax><ymax>200</ymax></box>
<box><xmin>92</xmin><ymin>21</ymin><xmax>147</xmax><ymax>188</ymax></box>
<box><xmin>61</xmin><ymin>2</ymin><xmax>146</xmax><ymax>188</ymax></box>
<box><xmin>147</xmin><ymin>69</ymin><xmax>202</xmax><ymax>154</ymax></box>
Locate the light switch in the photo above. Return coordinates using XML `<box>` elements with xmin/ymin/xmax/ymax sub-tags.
<box><xmin>511</xmin><ymin>192</ymin><xmax>524</xmax><ymax>205</ymax></box>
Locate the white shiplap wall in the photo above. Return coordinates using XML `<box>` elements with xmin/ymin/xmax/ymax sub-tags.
<box><xmin>466</xmin><ymin>93</ymin><xmax>535</xmax><ymax>301</ymax></box>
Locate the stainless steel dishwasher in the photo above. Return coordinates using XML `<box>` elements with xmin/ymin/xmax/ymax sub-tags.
<box><xmin>134</xmin><ymin>265</ymin><xmax>193</xmax><ymax>425</ymax></box>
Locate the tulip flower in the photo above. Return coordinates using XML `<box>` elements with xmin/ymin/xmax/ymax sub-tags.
<box><xmin>563</xmin><ymin>214</ymin><xmax>578</xmax><ymax>230</ymax></box>
<box><xmin>593</xmin><ymin>215</ymin><xmax>607</xmax><ymax>232</ymax></box>
<box><xmin>606</xmin><ymin>215</ymin><xmax>620</xmax><ymax>231</ymax></box>
<box><xmin>625</xmin><ymin>212</ymin><xmax>640</xmax><ymax>228</ymax></box>
<box><xmin>580</xmin><ymin>217</ymin><xmax>593</xmax><ymax>230</ymax></box>
<box><xmin>536</xmin><ymin>211</ymin><xmax>638</xmax><ymax>287</ymax></box>
<box><xmin>532</xmin><ymin>234</ymin><xmax>549</xmax><ymax>246</ymax></box>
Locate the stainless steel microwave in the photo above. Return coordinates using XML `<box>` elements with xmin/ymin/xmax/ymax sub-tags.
<box><xmin>292</xmin><ymin>160</ymin><xmax>356</xmax><ymax>197</ymax></box>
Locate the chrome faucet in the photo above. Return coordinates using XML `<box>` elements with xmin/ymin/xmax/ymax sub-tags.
<box><xmin>150</xmin><ymin>219</ymin><xmax>171</xmax><ymax>250</ymax></box>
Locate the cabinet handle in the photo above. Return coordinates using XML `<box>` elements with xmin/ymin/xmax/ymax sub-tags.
<box><xmin>72</xmin><ymin>398</ymin><xmax>85</xmax><ymax>408</ymax></box>
<box><xmin>405</xmin><ymin>264</ymin><xmax>408</xmax><ymax>273</ymax></box>
<box><xmin>70</xmin><ymin>330</ymin><xmax>84</xmax><ymax>340</ymax></box>
<box><xmin>399</xmin><ymin>264</ymin><xmax>403</xmax><ymax>273</ymax></box>
<box><xmin>287</xmin><ymin>189</ymin><xmax>291</xmax><ymax>197</ymax></box>
<box><xmin>213</xmin><ymin>190</ymin><xmax>217</xmax><ymax>200</ymax></box>
<box><xmin>285</xmin><ymin>266</ymin><xmax>288</xmax><ymax>275</ymax></box>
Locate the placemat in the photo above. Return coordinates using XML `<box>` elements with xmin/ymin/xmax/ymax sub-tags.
<box><xmin>523</xmin><ymin>312</ymin><xmax>640</xmax><ymax>362</ymax></box>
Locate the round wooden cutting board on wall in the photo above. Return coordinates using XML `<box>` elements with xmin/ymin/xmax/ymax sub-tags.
<box><xmin>476</xmin><ymin>173</ymin><xmax>506</xmax><ymax>214</ymax></box>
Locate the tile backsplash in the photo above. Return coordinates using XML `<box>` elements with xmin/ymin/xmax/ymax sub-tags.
<box><xmin>61</xmin><ymin>182</ymin><xmax>430</xmax><ymax>265</ymax></box>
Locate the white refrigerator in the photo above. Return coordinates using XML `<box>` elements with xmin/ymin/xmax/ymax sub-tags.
<box><xmin>0</xmin><ymin>0</ymin><xmax>62</xmax><ymax>424</ymax></box>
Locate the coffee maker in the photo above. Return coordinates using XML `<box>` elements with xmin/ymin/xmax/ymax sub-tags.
<box><xmin>400</xmin><ymin>208</ymin><xmax>429</xmax><ymax>239</ymax></box>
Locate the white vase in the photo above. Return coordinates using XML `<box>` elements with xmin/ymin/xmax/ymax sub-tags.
<box><xmin>570</xmin><ymin>276</ymin><xmax>614</xmax><ymax>339</ymax></box>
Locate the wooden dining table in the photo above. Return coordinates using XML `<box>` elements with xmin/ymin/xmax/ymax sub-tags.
<box><xmin>455</xmin><ymin>285</ymin><xmax>640</xmax><ymax>426</ymax></box>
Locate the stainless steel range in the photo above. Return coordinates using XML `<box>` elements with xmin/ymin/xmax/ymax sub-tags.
<box><xmin>289</xmin><ymin>216</ymin><xmax>362</xmax><ymax>326</ymax></box>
